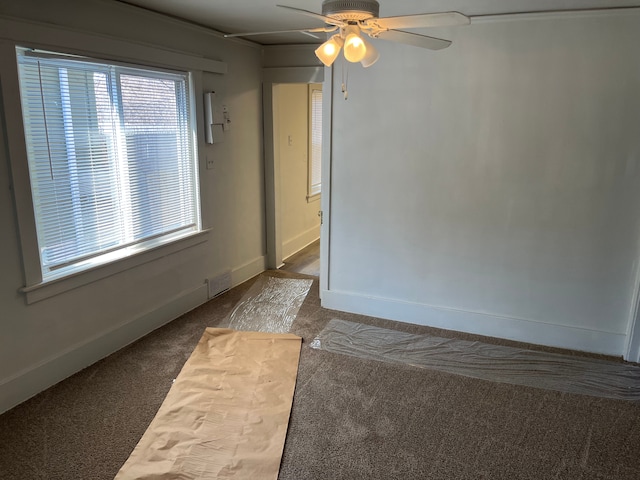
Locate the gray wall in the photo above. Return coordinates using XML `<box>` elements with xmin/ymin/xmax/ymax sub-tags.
<box><xmin>322</xmin><ymin>11</ymin><xmax>640</xmax><ymax>357</ymax></box>
<box><xmin>0</xmin><ymin>0</ymin><xmax>266</xmax><ymax>412</ymax></box>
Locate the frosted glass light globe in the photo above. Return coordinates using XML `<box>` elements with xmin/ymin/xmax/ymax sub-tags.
<box><xmin>314</xmin><ymin>35</ymin><xmax>344</xmax><ymax>67</ymax></box>
<box><xmin>344</xmin><ymin>32</ymin><xmax>366</xmax><ymax>63</ymax></box>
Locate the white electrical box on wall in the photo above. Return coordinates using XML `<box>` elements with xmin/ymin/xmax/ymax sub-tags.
<box><xmin>204</xmin><ymin>92</ymin><xmax>227</xmax><ymax>144</ymax></box>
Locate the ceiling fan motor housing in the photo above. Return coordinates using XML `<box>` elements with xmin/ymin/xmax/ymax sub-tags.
<box><xmin>321</xmin><ymin>0</ymin><xmax>380</xmax><ymax>21</ymax></box>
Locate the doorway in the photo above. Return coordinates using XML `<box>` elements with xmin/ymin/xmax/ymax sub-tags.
<box><xmin>272</xmin><ymin>83</ymin><xmax>322</xmax><ymax>276</ymax></box>
<box><xmin>262</xmin><ymin>66</ymin><xmax>324</xmax><ymax>272</ymax></box>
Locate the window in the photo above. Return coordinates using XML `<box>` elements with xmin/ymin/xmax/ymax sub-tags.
<box><xmin>16</xmin><ymin>47</ymin><xmax>200</xmax><ymax>282</ymax></box>
<box><xmin>307</xmin><ymin>84</ymin><xmax>322</xmax><ymax>202</ymax></box>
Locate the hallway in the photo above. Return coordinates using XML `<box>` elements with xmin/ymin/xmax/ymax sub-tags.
<box><xmin>280</xmin><ymin>239</ymin><xmax>319</xmax><ymax>277</ymax></box>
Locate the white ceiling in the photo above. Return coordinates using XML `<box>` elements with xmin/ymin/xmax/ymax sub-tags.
<box><xmin>116</xmin><ymin>0</ymin><xmax>640</xmax><ymax>44</ymax></box>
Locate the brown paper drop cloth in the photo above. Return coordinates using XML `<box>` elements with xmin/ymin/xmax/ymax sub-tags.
<box><xmin>114</xmin><ymin>328</ymin><xmax>302</xmax><ymax>480</ymax></box>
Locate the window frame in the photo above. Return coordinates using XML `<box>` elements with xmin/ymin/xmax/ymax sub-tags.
<box><xmin>307</xmin><ymin>83</ymin><xmax>322</xmax><ymax>203</ymax></box>
<box><xmin>0</xmin><ymin>38</ymin><xmax>215</xmax><ymax>304</ymax></box>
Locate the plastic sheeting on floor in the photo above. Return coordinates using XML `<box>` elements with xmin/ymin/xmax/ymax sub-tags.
<box><xmin>115</xmin><ymin>328</ymin><xmax>302</xmax><ymax>480</ymax></box>
<box><xmin>310</xmin><ymin>319</ymin><xmax>640</xmax><ymax>402</ymax></box>
<box><xmin>224</xmin><ymin>275</ymin><xmax>313</xmax><ymax>334</ymax></box>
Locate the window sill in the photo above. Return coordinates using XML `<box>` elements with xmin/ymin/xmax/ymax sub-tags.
<box><xmin>20</xmin><ymin>229</ymin><xmax>210</xmax><ymax>304</ymax></box>
<box><xmin>306</xmin><ymin>193</ymin><xmax>321</xmax><ymax>203</ymax></box>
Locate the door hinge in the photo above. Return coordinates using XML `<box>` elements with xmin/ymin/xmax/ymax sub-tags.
<box><xmin>318</xmin><ymin>210</ymin><xmax>323</xmax><ymax>225</ymax></box>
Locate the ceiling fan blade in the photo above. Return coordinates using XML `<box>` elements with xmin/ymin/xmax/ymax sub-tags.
<box><xmin>367</xmin><ymin>12</ymin><xmax>470</xmax><ymax>30</ymax></box>
<box><xmin>276</xmin><ymin>4</ymin><xmax>345</xmax><ymax>26</ymax></box>
<box><xmin>224</xmin><ymin>27</ymin><xmax>331</xmax><ymax>38</ymax></box>
<box><xmin>375</xmin><ymin>30</ymin><xmax>452</xmax><ymax>50</ymax></box>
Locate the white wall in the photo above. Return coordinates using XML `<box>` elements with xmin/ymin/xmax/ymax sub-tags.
<box><xmin>275</xmin><ymin>84</ymin><xmax>321</xmax><ymax>260</ymax></box>
<box><xmin>0</xmin><ymin>0</ymin><xmax>266</xmax><ymax>412</ymax></box>
<box><xmin>322</xmin><ymin>11</ymin><xmax>640</xmax><ymax>357</ymax></box>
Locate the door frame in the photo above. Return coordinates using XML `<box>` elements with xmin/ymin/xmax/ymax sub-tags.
<box><xmin>263</xmin><ymin>66</ymin><xmax>325</xmax><ymax>270</ymax></box>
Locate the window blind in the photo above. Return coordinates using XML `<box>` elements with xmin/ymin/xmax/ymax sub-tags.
<box><xmin>309</xmin><ymin>87</ymin><xmax>322</xmax><ymax>197</ymax></box>
<box><xmin>16</xmin><ymin>48</ymin><xmax>199</xmax><ymax>280</ymax></box>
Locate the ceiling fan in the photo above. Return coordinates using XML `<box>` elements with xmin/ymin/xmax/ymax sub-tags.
<box><xmin>225</xmin><ymin>0</ymin><xmax>471</xmax><ymax>68</ymax></box>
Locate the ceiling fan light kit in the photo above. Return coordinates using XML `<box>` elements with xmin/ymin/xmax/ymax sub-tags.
<box><xmin>225</xmin><ymin>0</ymin><xmax>470</xmax><ymax>68</ymax></box>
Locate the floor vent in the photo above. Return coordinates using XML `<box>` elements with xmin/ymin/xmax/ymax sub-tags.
<box><xmin>207</xmin><ymin>271</ymin><xmax>232</xmax><ymax>299</ymax></box>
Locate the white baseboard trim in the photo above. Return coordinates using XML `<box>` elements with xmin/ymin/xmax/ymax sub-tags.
<box><xmin>282</xmin><ymin>227</ymin><xmax>320</xmax><ymax>261</ymax></box>
<box><xmin>321</xmin><ymin>289</ymin><xmax>627</xmax><ymax>357</ymax></box>
<box><xmin>231</xmin><ymin>255</ymin><xmax>267</xmax><ymax>287</ymax></box>
<box><xmin>0</xmin><ymin>283</ymin><xmax>208</xmax><ymax>414</ymax></box>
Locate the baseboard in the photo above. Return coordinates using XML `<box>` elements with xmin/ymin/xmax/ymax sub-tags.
<box><xmin>231</xmin><ymin>255</ymin><xmax>267</xmax><ymax>287</ymax></box>
<box><xmin>321</xmin><ymin>289</ymin><xmax>627</xmax><ymax>357</ymax></box>
<box><xmin>0</xmin><ymin>283</ymin><xmax>208</xmax><ymax>415</ymax></box>
<box><xmin>282</xmin><ymin>227</ymin><xmax>320</xmax><ymax>261</ymax></box>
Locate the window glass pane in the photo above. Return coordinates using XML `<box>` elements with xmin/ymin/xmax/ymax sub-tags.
<box><xmin>119</xmin><ymin>72</ymin><xmax>195</xmax><ymax>241</ymax></box>
<box><xmin>16</xmin><ymin>48</ymin><xmax>199</xmax><ymax>280</ymax></box>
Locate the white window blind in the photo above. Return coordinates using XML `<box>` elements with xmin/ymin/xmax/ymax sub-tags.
<box><xmin>308</xmin><ymin>86</ymin><xmax>322</xmax><ymax>199</ymax></box>
<box><xmin>16</xmin><ymin>48</ymin><xmax>200</xmax><ymax>281</ymax></box>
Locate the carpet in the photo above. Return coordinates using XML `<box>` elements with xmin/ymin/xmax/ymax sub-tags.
<box><xmin>1</xmin><ymin>271</ymin><xmax>639</xmax><ymax>480</ymax></box>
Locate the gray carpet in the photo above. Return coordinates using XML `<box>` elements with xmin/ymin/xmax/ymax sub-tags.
<box><xmin>1</xmin><ymin>270</ymin><xmax>639</xmax><ymax>479</ymax></box>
